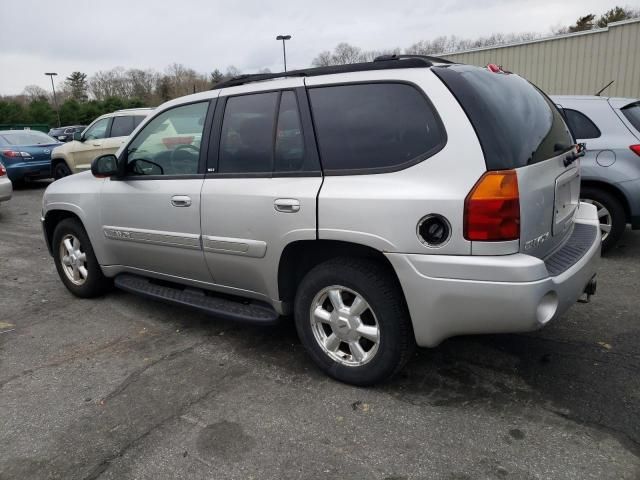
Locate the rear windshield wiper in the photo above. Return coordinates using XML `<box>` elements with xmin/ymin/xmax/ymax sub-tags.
<box><xmin>562</xmin><ymin>143</ymin><xmax>586</xmax><ymax>167</ymax></box>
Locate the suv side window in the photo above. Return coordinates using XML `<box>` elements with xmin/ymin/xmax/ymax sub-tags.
<box><xmin>308</xmin><ymin>83</ymin><xmax>445</xmax><ymax>173</ymax></box>
<box><xmin>564</xmin><ymin>109</ymin><xmax>601</xmax><ymax>139</ymax></box>
<box><xmin>126</xmin><ymin>102</ymin><xmax>208</xmax><ymax>176</ymax></box>
<box><xmin>110</xmin><ymin>116</ymin><xmax>136</xmax><ymax>138</ymax></box>
<box><xmin>275</xmin><ymin>91</ymin><xmax>305</xmax><ymax>172</ymax></box>
<box><xmin>84</xmin><ymin>118</ymin><xmax>110</xmax><ymax>141</ymax></box>
<box><xmin>218</xmin><ymin>92</ymin><xmax>279</xmax><ymax>174</ymax></box>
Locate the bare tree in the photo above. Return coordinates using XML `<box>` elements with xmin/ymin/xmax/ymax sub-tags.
<box><xmin>23</xmin><ymin>85</ymin><xmax>49</xmax><ymax>101</ymax></box>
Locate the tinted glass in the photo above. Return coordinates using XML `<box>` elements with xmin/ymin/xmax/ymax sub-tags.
<box><xmin>110</xmin><ymin>116</ymin><xmax>136</xmax><ymax>138</ymax></box>
<box><xmin>127</xmin><ymin>102</ymin><xmax>208</xmax><ymax>176</ymax></box>
<box><xmin>219</xmin><ymin>92</ymin><xmax>278</xmax><ymax>174</ymax></box>
<box><xmin>133</xmin><ymin>116</ymin><xmax>145</xmax><ymax>128</ymax></box>
<box><xmin>309</xmin><ymin>83</ymin><xmax>444</xmax><ymax>172</ymax></box>
<box><xmin>84</xmin><ymin>118</ymin><xmax>110</xmax><ymax>140</ymax></box>
<box><xmin>275</xmin><ymin>91</ymin><xmax>305</xmax><ymax>172</ymax></box>
<box><xmin>0</xmin><ymin>131</ymin><xmax>57</xmax><ymax>145</ymax></box>
<box><xmin>622</xmin><ymin>102</ymin><xmax>640</xmax><ymax>133</ymax></box>
<box><xmin>433</xmin><ymin>65</ymin><xmax>574</xmax><ymax>170</ymax></box>
<box><xmin>564</xmin><ymin>109</ymin><xmax>601</xmax><ymax>139</ymax></box>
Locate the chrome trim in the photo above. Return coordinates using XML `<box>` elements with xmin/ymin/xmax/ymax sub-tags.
<box><xmin>103</xmin><ymin>226</ymin><xmax>201</xmax><ymax>250</ymax></box>
<box><xmin>202</xmin><ymin>235</ymin><xmax>267</xmax><ymax>258</ymax></box>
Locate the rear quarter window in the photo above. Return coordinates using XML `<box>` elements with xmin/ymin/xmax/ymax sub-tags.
<box><xmin>564</xmin><ymin>109</ymin><xmax>601</xmax><ymax>139</ymax></box>
<box><xmin>433</xmin><ymin>65</ymin><xmax>574</xmax><ymax>170</ymax></box>
<box><xmin>621</xmin><ymin>102</ymin><xmax>640</xmax><ymax>133</ymax></box>
<box><xmin>308</xmin><ymin>83</ymin><xmax>446</xmax><ymax>174</ymax></box>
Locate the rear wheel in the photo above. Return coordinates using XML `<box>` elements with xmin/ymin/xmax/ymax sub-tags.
<box><xmin>294</xmin><ymin>258</ymin><xmax>414</xmax><ymax>386</ymax></box>
<box><xmin>580</xmin><ymin>186</ymin><xmax>626</xmax><ymax>253</ymax></box>
<box><xmin>53</xmin><ymin>161</ymin><xmax>72</xmax><ymax>180</ymax></box>
<box><xmin>52</xmin><ymin>218</ymin><xmax>112</xmax><ymax>297</ymax></box>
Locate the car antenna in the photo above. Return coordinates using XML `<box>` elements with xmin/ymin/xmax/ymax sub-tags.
<box><xmin>595</xmin><ymin>80</ymin><xmax>614</xmax><ymax>96</ymax></box>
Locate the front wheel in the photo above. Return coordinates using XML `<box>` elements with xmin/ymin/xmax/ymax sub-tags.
<box><xmin>53</xmin><ymin>161</ymin><xmax>72</xmax><ymax>180</ymax></box>
<box><xmin>580</xmin><ymin>186</ymin><xmax>626</xmax><ymax>253</ymax></box>
<box><xmin>52</xmin><ymin>218</ymin><xmax>112</xmax><ymax>297</ymax></box>
<box><xmin>294</xmin><ymin>258</ymin><xmax>414</xmax><ymax>386</ymax></box>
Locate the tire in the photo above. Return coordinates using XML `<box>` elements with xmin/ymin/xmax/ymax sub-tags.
<box><xmin>53</xmin><ymin>161</ymin><xmax>72</xmax><ymax>180</ymax></box>
<box><xmin>294</xmin><ymin>257</ymin><xmax>415</xmax><ymax>386</ymax></box>
<box><xmin>52</xmin><ymin>218</ymin><xmax>112</xmax><ymax>297</ymax></box>
<box><xmin>580</xmin><ymin>186</ymin><xmax>626</xmax><ymax>253</ymax></box>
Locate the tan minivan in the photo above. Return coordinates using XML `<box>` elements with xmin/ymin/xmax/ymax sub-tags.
<box><xmin>51</xmin><ymin>108</ymin><xmax>152</xmax><ymax>179</ymax></box>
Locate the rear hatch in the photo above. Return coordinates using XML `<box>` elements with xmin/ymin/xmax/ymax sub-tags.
<box><xmin>433</xmin><ymin>64</ymin><xmax>579</xmax><ymax>259</ymax></box>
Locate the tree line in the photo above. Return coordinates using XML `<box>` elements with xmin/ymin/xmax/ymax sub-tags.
<box><xmin>1</xmin><ymin>6</ymin><xmax>637</xmax><ymax>128</ymax></box>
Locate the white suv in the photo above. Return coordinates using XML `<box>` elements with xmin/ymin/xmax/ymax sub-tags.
<box><xmin>50</xmin><ymin>108</ymin><xmax>152</xmax><ymax>179</ymax></box>
<box><xmin>41</xmin><ymin>56</ymin><xmax>601</xmax><ymax>385</ymax></box>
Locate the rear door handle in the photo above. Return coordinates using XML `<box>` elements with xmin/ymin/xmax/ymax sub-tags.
<box><xmin>274</xmin><ymin>198</ymin><xmax>300</xmax><ymax>213</ymax></box>
<box><xmin>171</xmin><ymin>195</ymin><xmax>192</xmax><ymax>207</ymax></box>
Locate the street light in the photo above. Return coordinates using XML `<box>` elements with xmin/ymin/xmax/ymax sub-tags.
<box><xmin>276</xmin><ymin>35</ymin><xmax>292</xmax><ymax>72</ymax></box>
<box><xmin>44</xmin><ymin>72</ymin><xmax>61</xmax><ymax>127</ymax></box>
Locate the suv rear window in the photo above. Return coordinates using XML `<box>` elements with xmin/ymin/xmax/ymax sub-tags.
<box><xmin>433</xmin><ymin>65</ymin><xmax>574</xmax><ymax>170</ymax></box>
<box><xmin>621</xmin><ymin>102</ymin><xmax>640</xmax><ymax>133</ymax></box>
<box><xmin>308</xmin><ymin>83</ymin><xmax>445</xmax><ymax>173</ymax></box>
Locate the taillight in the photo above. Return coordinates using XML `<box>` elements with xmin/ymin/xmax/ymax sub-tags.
<box><xmin>2</xmin><ymin>150</ymin><xmax>32</xmax><ymax>159</ymax></box>
<box><xmin>630</xmin><ymin>145</ymin><xmax>640</xmax><ymax>157</ymax></box>
<box><xmin>464</xmin><ymin>170</ymin><xmax>520</xmax><ymax>241</ymax></box>
<box><xmin>0</xmin><ymin>163</ymin><xmax>6</xmax><ymax>176</ymax></box>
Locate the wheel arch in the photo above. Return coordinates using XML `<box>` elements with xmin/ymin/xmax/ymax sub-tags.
<box><xmin>277</xmin><ymin>239</ymin><xmax>405</xmax><ymax>305</ymax></box>
<box><xmin>43</xmin><ymin>209</ymin><xmax>84</xmax><ymax>256</ymax></box>
<box><xmin>581</xmin><ymin>179</ymin><xmax>631</xmax><ymax>221</ymax></box>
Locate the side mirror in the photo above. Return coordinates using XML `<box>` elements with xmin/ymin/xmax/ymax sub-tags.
<box><xmin>73</xmin><ymin>131</ymin><xmax>83</xmax><ymax>142</ymax></box>
<box><xmin>91</xmin><ymin>154</ymin><xmax>119</xmax><ymax>178</ymax></box>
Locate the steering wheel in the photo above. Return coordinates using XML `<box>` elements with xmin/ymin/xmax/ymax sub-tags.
<box><xmin>170</xmin><ymin>144</ymin><xmax>199</xmax><ymax>173</ymax></box>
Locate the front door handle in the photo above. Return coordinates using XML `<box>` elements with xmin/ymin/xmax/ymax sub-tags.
<box><xmin>171</xmin><ymin>195</ymin><xmax>192</xmax><ymax>207</ymax></box>
<box><xmin>274</xmin><ymin>198</ymin><xmax>300</xmax><ymax>213</ymax></box>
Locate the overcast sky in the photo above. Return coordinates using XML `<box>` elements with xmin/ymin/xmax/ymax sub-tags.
<box><xmin>0</xmin><ymin>0</ymin><xmax>632</xmax><ymax>95</ymax></box>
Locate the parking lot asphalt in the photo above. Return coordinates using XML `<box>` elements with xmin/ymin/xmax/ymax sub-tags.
<box><xmin>0</xmin><ymin>181</ymin><xmax>639</xmax><ymax>480</ymax></box>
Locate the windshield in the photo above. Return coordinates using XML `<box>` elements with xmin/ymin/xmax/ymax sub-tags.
<box><xmin>432</xmin><ymin>64</ymin><xmax>574</xmax><ymax>170</ymax></box>
<box><xmin>0</xmin><ymin>131</ymin><xmax>58</xmax><ymax>146</ymax></box>
<box><xmin>621</xmin><ymin>102</ymin><xmax>640</xmax><ymax>133</ymax></box>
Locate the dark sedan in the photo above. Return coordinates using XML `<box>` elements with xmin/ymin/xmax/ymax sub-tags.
<box><xmin>0</xmin><ymin>130</ymin><xmax>62</xmax><ymax>182</ymax></box>
<box><xmin>48</xmin><ymin>125</ymin><xmax>87</xmax><ymax>142</ymax></box>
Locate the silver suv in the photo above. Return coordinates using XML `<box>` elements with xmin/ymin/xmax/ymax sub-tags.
<box><xmin>41</xmin><ymin>56</ymin><xmax>601</xmax><ymax>385</ymax></box>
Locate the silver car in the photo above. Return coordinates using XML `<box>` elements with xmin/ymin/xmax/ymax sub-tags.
<box><xmin>552</xmin><ymin>95</ymin><xmax>640</xmax><ymax>251</ymax></box>
<box><xmin>41</xmin><ymin>57</ymin><xmax>601</xmax><ymax>385</ymax></box>
<box><xmin>0</xmin><ymin>161</ymin><xmax>12</xmax><ymax>203</ymax></box>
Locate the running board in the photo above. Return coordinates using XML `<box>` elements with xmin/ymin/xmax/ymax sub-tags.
<box><xmin>114</xmin><ymin>274</ymin><xmax>280</xmax><ymax>325</ymax></box>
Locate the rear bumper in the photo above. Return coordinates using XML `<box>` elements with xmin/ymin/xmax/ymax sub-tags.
<box><xmin>0</xmin><ymin>177</ymin><xmax>12</xmax><ymax>202</ymax></box>
<box><xmin>386</xmin><ymin>202</ymin><xmax>601</xmax><ymax>347</ymax></box>
<box><xmin>5</xmin><ymin>160</ymin><xmax>52</xmax><ymax>182</ymax></box>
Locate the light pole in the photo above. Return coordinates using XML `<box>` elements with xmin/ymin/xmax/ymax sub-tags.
<box><xmin>276</xmin><ymin>35</ymin><xmax>291</xmax><ymax>72</ymax></box>
<box><xmin>45</xmin><ymin>72</ymin><xmax>61</xmax><ymax>127</ymax></box>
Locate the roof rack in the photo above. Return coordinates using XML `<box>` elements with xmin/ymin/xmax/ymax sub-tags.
<box><xmin>211</xmin><ymin>55</ymin><xmax>451</xmax><ymax>90</ymax></box>
<box><xmin>373</xmin><ymin>54</ymin><xmax>454</xmax><ymax>64</ymax></box>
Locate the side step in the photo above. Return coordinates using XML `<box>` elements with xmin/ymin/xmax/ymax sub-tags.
<box><xmin>114</xmin><ymin>274</ymin><xmax>280</xmax><ymax>325</ymax></box>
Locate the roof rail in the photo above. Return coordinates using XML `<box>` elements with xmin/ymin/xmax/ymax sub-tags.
<box><xmin>373</xmin><ymin>54</ymin><xmax>455</xmax><ymax>64</ymax></box>
<box><xmin>211</xmin><ymin>57</ymin><xmax>437</xmax><ymax>90</ymax></box>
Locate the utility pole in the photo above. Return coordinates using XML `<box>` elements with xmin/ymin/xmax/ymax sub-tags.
<box><xmin>45</xmin><ymin>72</ymin><xmax>61</xmax><ymax>127</ymax></box>
<box><xmin>276</xmin><ymin>35</ymin><xmax>292</xmax><ymax>72</ymax></box>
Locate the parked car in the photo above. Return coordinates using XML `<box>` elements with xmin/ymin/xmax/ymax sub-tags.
<box><xmin>0</xmin><ymin>130</ymin><xmax>61</xmax><ymax>183</ymax></box>
<box><xmin>48</xmin><ymin>125</ymin><xmax>87</xmax><ymax>142</ymax></box>
<box><xmin>51</xmin><ymin>108</ymin><xmax>152</xmax><ymax>179</ymax></box>
<box><xmin>42</xmin><ymin>57</ymin><xmax>600</xmax><ymax>385</ymax></box>
<box><xmin>552</xmin><ymin>95</ymin><xmax>640</xmax><ymax>251</ymax></box>
<box><xmin>0</xmin><ymin>161</ymin><xmax>12</xmax><ymax>203</ymax></box>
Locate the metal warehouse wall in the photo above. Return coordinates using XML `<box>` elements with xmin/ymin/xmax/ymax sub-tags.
<box><xmin>442</xmin><ymin>18</ymin><xmax>640</xmax><ymax>98</ymax></box>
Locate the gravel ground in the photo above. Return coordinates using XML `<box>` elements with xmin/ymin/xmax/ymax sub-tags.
<box><xmin>1</xmin><ymin>181</ymin><xmax>639</xmax><ymax>480</ymax></box>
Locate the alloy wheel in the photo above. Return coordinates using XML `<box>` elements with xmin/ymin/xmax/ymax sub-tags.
<box><xmin>59</xmin><ymin>234</ymin><xmax>88</xmax><ymax>285</ymax></box>
<box><xmin>581</xmin><ymin>198</ymin><xmax>612</xmax><ymax>241</ymax></box>
<box><xmin>310</xmin><ymin>285</ymin><xmax>380</xmax><ymax>367</ymax></box>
